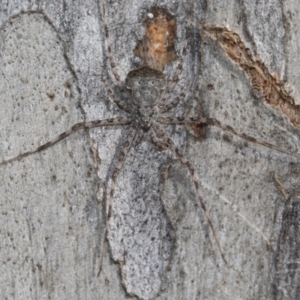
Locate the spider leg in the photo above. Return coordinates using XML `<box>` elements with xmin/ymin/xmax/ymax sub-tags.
<box><xmin>107</xmin><ymin>127</ymin><xmax>140</xmax><ymax>221</ymax></box>
<box><xmin>98</xmin><ymin>126</ymin><xmax>139</xmax><ymax>274</ymax></box>
<box><xmin>159</xmin><ymin>81</ymin><xmax>191</xmax><ymax>114</ymax></box>
<box><xmin>159</xmin><ymin>31</ymin><xmax>189</xmax><ymax>109</ymax></box>
<box><xmin>101</xmin><ymin>75</ymin><xmax>132</xmax><ymax>113</ymax></box>
<box><xmin>99</xmin><ymin>0</ymin><xmax>132</xmax><ymax>113</ymax></box>
<box><xmin>99</xmin><ymin>0</ymin><xmax>122</xmax><ymax>87</ymax></box>
<box><xmin>0</xmin><ymin>116</ymin><xmax>132</xmax><ymax>166</ymax></box>
<box><xmin>157</xmin><ymin>116</ymin><xmax>300</xmax><ymax>159</ymax></box>
<box><xmin>150</xmin><ymin>124</ymin><xmax>227</xmax><ymax>264</ymax></box>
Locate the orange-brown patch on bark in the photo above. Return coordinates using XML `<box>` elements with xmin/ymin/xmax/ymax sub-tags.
<box><xmin>205</xmin><ymin>26</ymin><xmax>300</xmax><ymax>129</ymax></box>
<box><xmin>134</xmin><ymin>7</ymin><xmax>177</xmax><ymax>71</ymax></box>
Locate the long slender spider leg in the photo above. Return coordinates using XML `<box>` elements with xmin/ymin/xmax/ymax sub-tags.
<box><xmin>99</xmin><ymin>0</ymin><xmax>133</xmax><ymax>114</ymax></box>
<box><xmin>0</xmin><ymin>116</ymin><xmax>133</xmax><ymax>166</ymax></box>
<box><xmin>157</xmin><ymin>116</ymin><xmax>300</xmax><ymax>159</ymax></box>
<box><xmin>157</xmin><ymin>116</ymin><xmax>207</xmax><ymax>124</ymax></box>
<box><xmin>101</xmin><ymin>75</ymin><xmax>132</xmax><ymax>113</ymax></box>
<box><xmin>107</xmin><ymin>127</ymin><xmax>139</xmax><ymax>221</ymax></box>
<box><xmin>159</xmin><ymin>81</ymin><xmax>191</xmax><ymax>113</ymax></box>
<box><xmin>150</xmin><ymin>124</ymin><xmax>227</xmax><ymax>264</ymax></box>
<box><xmin>99</xmin><ymin>0</ymin><xmax>122</xmax><ymax>87</ymax></box>
<box><xmin>159</xmin><ymin>30</ymin><xmax>189</xmax><ymax>108</ymax></box>
<box><xmin>98</xmin><ymin>127</ymin><xmax>139</xmax><ymax>274</ymax></box>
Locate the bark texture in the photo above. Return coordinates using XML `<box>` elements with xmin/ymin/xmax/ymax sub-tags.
<box><xmin>1</xmin><ymin>1</ymin><xmax>300</xmax><ymax>300</ymax></box>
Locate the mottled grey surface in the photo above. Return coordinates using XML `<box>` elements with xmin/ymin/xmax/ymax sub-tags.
<box><xmin>0</xmin><ymin>12</ymin><xmax>101</xmax><ymax>299</ymax></box>
<box><xmin>1</xmin><ymin>1</ymin><xmax>300</xmax><ymax>300</ymax></box>
<box><xmin>273</xmin><ymin>194</ymin><xmax>300</xmax><ymax>299</ymax></box>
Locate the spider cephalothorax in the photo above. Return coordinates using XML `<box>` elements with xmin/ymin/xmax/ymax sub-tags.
<box><xmin>126</xmin><ymin>66</ymin><xmax>165</xmax><ymax>130</ymax></box>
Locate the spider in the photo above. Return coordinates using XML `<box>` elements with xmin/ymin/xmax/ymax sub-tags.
<box><xmin>1</xmin><ymin>3</ymin><xmax>300</xmax><ymax>271</ymax></box>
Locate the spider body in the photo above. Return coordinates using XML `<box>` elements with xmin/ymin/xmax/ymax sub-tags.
<box><xmin>126</xmin><ymin>66</ymin><xmax>165</xmax><ymax>130</ymax></box>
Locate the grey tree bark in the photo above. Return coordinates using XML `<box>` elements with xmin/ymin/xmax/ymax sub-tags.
<box><xmin>1</xmin><ymin>1</ymin><xmax>300</xmax><ymax>300</ymax></box>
